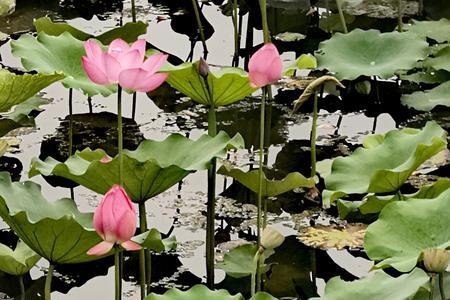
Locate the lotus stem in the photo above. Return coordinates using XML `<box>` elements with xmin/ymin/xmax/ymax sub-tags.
<box><xmin>19</xmin><ymin>275</ymin><xmax>25</xmax><ymax>300</ymax></box>
<box><xmin>397</xmin><ymin>0</ymin><xmax>403</xmax><ymax>32</ymax></box>
<box><xmin>44</xmin><ymin>264</ymin><xmax>54</xmax><ymax>300</ymax></box>
<box><xmin>418</xmin><ymin>0</ymin><xmax>423</xmax><ymax>16</ymax></box>
<box><xmin>87</xmin><ymin>96</ymin><xmax>93</xmax><ymax>113</ymax></box>
<box><xmin>68</xmin><ymin>88</ymin><xmax>73</xmax><ymax>158</ymax></box>
<box><xmin>336</xmin><ymin>0</ymin><xmax>348</xmax><ymax>33</ymax></box>
<box><xmin>311</xmin><ymin>90</ymin><xmax>318</xmax><ymax>178</ymax></box>
<box><xmin>206</xmin><ymin>103</ymin><xmax>217</xmax><ymax>288</ymax></box>
<box><xmin>259</xmin><ymin>0</ymin><xmax>270</xmax><ymax>43</ymax></box>
<box><xmin>146</xmin><ymin>251</ymin><xmax>152</xmax><ymax>294</ymax></box>
<box><xmin>115</xmin><ymin>247</ymin><xmax>121</xmax><ymax>300</ymax></box>
<box><xmin>132</xmin><ymin>92</ymin><xmax>137</xmax><ymax>120</ymax></box>
<box><xmin>439</xmin><ymin>272</ymin><xmax>445</xmax><ymax>300</ymax></box>
<box><xmin>191</xmin><ymin>0</ymin><xmax>208</xmax><ymax>57</ymax></box>
<box><xmin>263</xmin><ymin>196</ymin><xmax>268</xmax><ymax>229</ymax></box>
<box><xmin>117</xmin><ymin>86</ymin><xmax>123</xmax><ymax>186</ymax></box>
<box><xmin>139</xmin><ymin>203</ymin><xmax>147</xmax><ymax>299</ymax></box>
<box><xmin>131</xmin><ymin>0</ymin><xmax>136</xmax><ymax>22</ymax></box>
<box><xmin>251</xmin><ymin>248</ymin><xmax>263</xmax><ymax>296</ymax></box>
<box><xmin>232</xmin><ymin>0</ymin><xmax>239</xmax><ymax>66</ymax></box>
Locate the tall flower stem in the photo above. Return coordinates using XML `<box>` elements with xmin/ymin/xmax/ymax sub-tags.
<box><xmin>310</xmin><ymin>90</ymin><xmax>318</xmax><ymax>178</ymax></box>
<box><xmin>139</xmin><ymin>203</ymin><xmax>147</xmax><ymax>299</ymax></box>
<box><xmin>19</xmin><ymin>275</ymin><xmax>25</xmax><ymax>300</ymax></box>
<box><xmin>336</xmin><ymin>0</ymin><xmax>348</xmax><ymax>33</ymax></box>
<box><xmin>117</xmin><ymin>86</ymin><xmax>123</xmax><ymax>185</ymax></box>
<box><xmin>191</xmin><ymin>0</ymin><xmax>208</xmax><ymax>57</ymax></box>
<box><xmin>115</xmin><ymin>247</ymin><xmax>121</xmax><ymax>300</ymax></box>
<box><xmin>68</xmin><ymin>88</ymin><xmax>73</xmax><ymax>157</ymax></box>
<box><xmin>232</xmin><ymin>0</ymin><xmax>239</xmax><ymax>66</ymax></box>
<box><xmin>44</xmin><ymin>264</ymin><xmax>54</xmax><ymax>300</ymax></box>
<box><xmin>397</xmin><ymin>0</ymin><xmax>403</xmax><ymax>32</ymax></box>
<box><xmin>251</xmin><ymin>248</ymin><xmax>263</xmax><ymax>296</ymax></box>
<box><xmin>131</xmin><ymin>0</ymin><xmax>136</xmax><ymax>22</ymax></box>
<box><xmin>439</xmin><ymin>272</ymin><xmax>445</xmax><ymax>300</ymax></box>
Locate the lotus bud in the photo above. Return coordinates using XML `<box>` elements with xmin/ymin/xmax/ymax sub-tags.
<box><xmin>100</xmin><ymin>155</ymin><xmax>111</xmax><ymax>163</ymax></box>
<box><xmin>87</xmin><ymin>185</ymin><xmax>141</xmax><ymax>256</ymax></box>
<box><xmin>261</xmin><ymin>226</ymin><xmax>285</xmax><ymax>250</ymax></box>
<box><xmin>198</xmin><ymin>57</ymin><xmax>210</xmax><ymax>78</ymax></box>
<box><xmin>423</xmin><ymin>248</ymin><xmax>450</xmax><ymax>273</ymax></box>
<box><xmin>248</xmin><ymin>43</ymin><xmax>282</xmax><ymax>88</ymax></box>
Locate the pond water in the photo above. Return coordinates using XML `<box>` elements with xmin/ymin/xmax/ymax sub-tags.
<box><xmin>0</xmin><ymin>0</ymin><xmax>449</xmax><ymax>299</ymax></box>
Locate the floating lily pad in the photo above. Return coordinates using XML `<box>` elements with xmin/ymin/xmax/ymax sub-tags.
<box><xmin>162</xmin><ymin>61</ymin><xmax>256</xmax><ymax>107</ymax></box>
<box><xmin>299</xmin><ymin>224</ymin><xmax>367</xmax><ymax>250</ymax></box>
<box><xmin>313</xmin><ymin>268</ymin><xmax>429</xmax><ymax>300</ymax></box>
<box><xmin>399</xmin><ymin>69</ymin><xmax>450</xmax><ymax>84</ymax></box>
<box><xmin>274</xmin><ymin>32</ymin><xmax>306</xmax><ymax>42</ymax></box>
<box><xmin>0</xmin><ymin>241</ymin><xmax>40</xmax><ymax>275</ymax></box>
<box><xmin>30</xmin><ymin>132</ymin><xmax>244</xmax><ymax>203</ymax></box>
<box><xmin>402</xmin><ymin>80</ymin><xmax>450</xmax><ymax>111</ymax></box>
<box><xmin>364</xmin><ymin>188</ymin><xmax>450</xmax><ymax>272</ymax></box>
<box><xmin>0</xmin><ymin>69</ymin><xmax>62</xmax><ymax>112</ymax></box>
<box><xmin>218</xmin><ymin>166</ymin><xmax>315</xmax><ymax>197</ymax></box>
<box><xmin>322</xmin><ymin>121</ymin><xmax>447</xmax><ymax>206</ymax></box>
<box><xmin>132</xmin><ymin>228</ymin><xmax>177</xmax><ymax>252</ymax></box>
<box><xmin>423</xmin><ymin>46</ymin><xmax>450</xmax><ymax>72</ymax></box>
<box><xmin>11</xmin><ymin>32</ymin><xmax>116</xmax><ymax>97</ymax></box>
<box><xmin>34</xmin><ymin>17</ymin><xmax>148</xmax><ymax>44</ymax></box>
<box><xmin>0</xmin><ymin>172</ymin><xmax>103</xmax><ymax>264</ymax></box>
<box><xmin>406</xmin><ymin>19</ymin><xmax>450</xmax><ymax>43</ymax></box>
<box><xmin>144</xmin><ymin>284</ymin><xmax>244</xmax><ymax>300</ymax></box>
<box><xmin>316</xmin><ymin>29</ymin><xmax>428</xmax><ymax>80</ymax></box>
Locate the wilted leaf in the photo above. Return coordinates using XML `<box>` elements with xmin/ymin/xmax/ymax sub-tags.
<box><xmin>299</xmin><ymin>224</ymin><xmax>367</xmax><ymax>250</ymax></box>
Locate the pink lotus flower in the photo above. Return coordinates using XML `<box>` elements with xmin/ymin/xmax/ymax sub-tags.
<box><xmin>82</xmin><ymin>38</ymin><xmax>169</xmax><ymax>93</ymax></box>
<box><xmin>87</xmin><ymin>185</ymin><xmax>141</xmax><ymax>256</ymax></box>
<box><xmin>248</xmin><ymin>43</ymin><xmax>282</xmax><ymax>88</ymax></box>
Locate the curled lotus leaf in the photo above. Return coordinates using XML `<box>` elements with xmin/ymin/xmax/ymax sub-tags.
<box><xmin>0</xmin><ymin>172</ymin><xmax>103</xmax><ymax>264</ymax></box>
<box><xmin>144</xmin><ymin>284</ymin><xmax>244</xmax><ymax>300</ymax></box>
<box><xmin>405</xmin><ymin>19</ymin><xmax>450</xmax><ymax>43</ymax></box>
<box><xmin>283</xmin><ymin>54</ymin><xmax>317</xmax><ymax>77</ymax></box>
<box><xmin>313</xmin><ymin>268</ymin><xmax>429</xmax><ymax>300</ymax></box>
<box><xmin>401</xmin><ymin>81</ymin><xmax>450</xmax><ymax>111</ymax></box>
<box><xmin>364</xmin><ymin>188</ymin><xmax>450</xmax><ymax>272</ymax></box>
<box><xmin>11</xmin><ymin>32</ymin><xmax>116</xmax><ymax>97</ymax></box>
<box><xmin>34</xmin><ymin>17</ymin><xmax>148</xmax><ymax>44</ymax></box>
<box><xmin>316</xmin><ymin>29</ymin><xmax>429</xmax><ymax>80</ymax></box>
<box><xmin>30</xmin><ymin>132</ymin><xmax>244</xmax><ymax>203</ymax></box>
<box><xmin>322</xmin><ymin>121</ymin><xmax>447</xmax><ymax>207</ymax></box>
<box><xmin>132</xmin><ymin>228</ymin><xmax>177</xmax><ymax>252</ymax></box>
<box><xmin>298</xmin><ymin>224</ymin><xmax>367</xmax><ymax>250</ymax></box>
<box><xmin>0</xmin><ymin>241</ymin><xmax>40</xmax><ymax>275</ymax></box>
<box><xmin>217</xmin><ymin>166</ymin><xmax>315</xmax><ymax>197</ymax></box>
<box><xmin>162</xmin><ymin>61</ymin><xmax>256</xmax><ymax>107</ymax></box>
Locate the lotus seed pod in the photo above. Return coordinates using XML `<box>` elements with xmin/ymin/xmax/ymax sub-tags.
<box><xmin>198</xmin><ymin>57</ymin><xmax>210</xmax><ymax>78</ymax></box>
<box><xmin>261</xmin><ymin>227</ymin><xmax>285</xmax><ymax>250</ymax></box>
<box><xmin>423</xmin><ymin>248</ymin><xmax>450</xmax><ymax>273</ymax></box>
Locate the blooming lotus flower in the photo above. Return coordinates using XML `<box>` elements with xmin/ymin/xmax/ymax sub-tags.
<box><xmin>87</xmin><ymin>185</ymin><xmax>141</xmax><ymax>256</ymax></box>
<box><xmin>82</xmin><ymin>38</ymin><xmax>169</xmax><ymax>93</ymax></box>
<box><xmin>248</xmin><ymin>43</ymin><xmax>282</xmax><ymax>88</ymax></box>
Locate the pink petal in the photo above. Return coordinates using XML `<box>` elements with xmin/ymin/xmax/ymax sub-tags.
<box><xmin>118</xmin><ymin>68</ymin><xmax>145</xmax><ymax>91</ymax></box>
<box><xmin>102</xmin><ymin>53</ymin><xmax>121</xmax><ymax>83</ymax></box>
<box><xmin>135</xmin><ymin>72</ymin><xmax>169</xmax><ymax>93</ymax></box>
<box><xmin>249</xmin><ymin>43</ymin><xmax>282</xmax><ymax>87</ymax></box>
<box><xmin>120</xmin><ymin>49</ymin><xmax>144</xmax><ymax>69</ymax></box>
<box><xmin>84</xmin><ymin>40</ymin><xmax>103</xmax><ymax>65</ymax></box>
<box><xmin>249</xmin><ymin>72</ymin><xmax>270</xmax><ymax>89</ymax></box>
<box><xmin>130</xmin><ymin>39</ymin><xmax>146</xmax><ymax>60</ymax></box>
<box><xmin>142</xmin><ymin>53</ymin><xmax>168</xmax><ymax>74</ymax></box>
<box><xmin>115</xmin><ymin>209</ymin><xmax>137</xmax><ymax>242</ymax></box>
<box><xmin>267</xmin><ymin>56</ymin><xmax>283</xmax><ymax>83</ymax></box>
<box><xmin>108</xmin><ymin>38</ymin><xmax>130</xmax><ymax>59</ymax></box>
<box><xmin>82</xmin><ymin>57</ymin><xmax>110</xmax><ymax>85</ymax></box>
<box><xmin>87</xmin><ymin>241</ymin><xmax>114</xmax><ymax>256</ymax></box>
<box><xmin>93</xmin><ymin>204</ymin><xmax>105</xmax><ymax>239</ymax></box>
<box><xmin>100</xmin><ymin>155</ymin><xmax>111</xmax><ymax>163</ymax></box>
<box><xmin>121</xmin><ymin>240</ymin><xmax>141</xmax><ymax>251</ymax></box>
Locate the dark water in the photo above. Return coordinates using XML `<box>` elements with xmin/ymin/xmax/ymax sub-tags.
<box><xmin>0</xmin><ymin>0</ymin><xmax>449</xmax><ymax>299</ymax></box>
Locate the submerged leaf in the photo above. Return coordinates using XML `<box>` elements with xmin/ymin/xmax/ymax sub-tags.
<box><xmin>316</xmin><ymin>29</ymin><xmax>428</xmax><ymax>80</ymax></box>
<box><xmin>132</xmin><ymin>228</ymin><xmax>176</xmax><ymax>252</ymax></box>
<box><xmin>364</xmin><ymin>188</ymin><xmax>450</xmax><ymax>272</ymax></box>
<box><xmin>30</xmin><ymin>132</ymin><xmax>244</xmax><ymax>203</ymax></box>
<box><xmin>217</xmin><ymin>166</ymin><xmax>315</xmax><ymax>197</ymax></box>
<box><xmin>401</xmin><ymin>80</ymin><xmax>450</xmax><ymax>111</ymax></box>
<box><xmin>0</xmin><ymin>172</ymin><xmax>102</xmax><ymax>264</ymax></box>
<box><xmin>0</xmin><ymin>241</ymin><xmax>40</xmax><ymax>275</ymax></box>
<box><xmin>144</xmin><ymin>284</ymin><xmax>244</xmax><ymax>300</ymax></box>
<box><xmin>299</xmin><ymin>224</ymin><xmax>367</xmax><ymax>250</ymax></box>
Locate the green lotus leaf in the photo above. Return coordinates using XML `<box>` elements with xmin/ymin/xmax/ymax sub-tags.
<box><xmin>322</xmin><ymin>121</ymin><xmax>447</xmax><ymax>207</ymax></box>
<box><xmin>413</xmin><ymin>272</ymin><xmax>450</xmax><ymax>300</ymax></box>
<box><xmin>0</xmin><ymin>172</ymin><xmax>103</xmax><ymax>264</ymax></box>
<box><xmin>0</xmin><ymin>96</ymin><xmax>48</xmax><ymax>137</ymax></box>
<box><xmin>144</xmin><ymin>284</ymin><xmax>244</xmax><ymax>300</ymax></box>
<box><xmin>398</xmin><ymin>69</ymin><xmax>450</xmax><ymax>84</ymax></box>
<box><xmin>364</xmin><ymin>188</ymin><xmax>450</xmax><ymax>272</ymax></box>
<box><xmin>406</xmin><ymin>19</ymin><xmax>450</xmax><ymax>43</ymax></box>
<box><xmin>284</xmin><ymin>54</ymin><xmax>317</xmax><ymax>77</ymax></box>
<box><xmin>250</xmin><ymin>292</ymin><xmax>278</xmax><ymax>300</ymax></box>
<box><xmin>402</xmin><ymin>80</ymin><xmax>450</xmax><ymax>111</ymax></box>
<box><xmin>314</xmin><ymin>268</ymin><xmax>429</xmax><ymax>300</ymax></box>
<box><xmin>30</xmin><ymin>131</ymin><xmax>244</xmax><ymax>203</ymax></box>
<box><xmin>0</xmin><ymin>69</ymin><xmax>62</xmax><ymax>112</ymax></box>
<box><xmin>162</xmin><ymin>61</ymin><xmax>256</xmax><ymax>107</ymax></box>
<box><xmin>34</xmin><ymin>17</ymin><xmax>148</xmax><ymax>44</ymax></box>
<box><xmin>216</xmin><ymin>244</ymin><xmax>274</xmax><ymax>278</ymax></box>
<box><xmin>423</xmin><ymin>46</ymin><xmax>450</xmax><ymax>73</ymax></box>
<box><xmin>218</xmin><ymin>166</ymin><xmax>315</xmax><ymax>197</ymax></box>
<box><xmin>132</xmin><ymin>228</ymin><xmax>177</xmax><ymax>252</ymax></box>
<box><xmin>316</xmin><ymin>29</ymin><xmax>429</xmax><ymax>80</ymax></box>
<box><xmin>0</xmin><ymin>241</ymin><xmax>40</xmax><ymax>275</ymax></box>
<box><xmin>338</xmin><ymin>178</ymin><xmax>450</xmax><ymax>218</ymax></box>
<box><xmin>11</xmin><ymin>32</ymin><xmax>116</xmax><ymax>97</ymax></box>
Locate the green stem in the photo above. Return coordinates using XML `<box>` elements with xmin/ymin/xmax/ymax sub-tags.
<box><xmin>439</xmin><ymin>272</ymin><xmax>446</xmax><ymax>300</ymax></box>
<box><xmin>430</xmin><ymin>274</ymin><xmax>436</xmax><ymax>300</ymax></box>
<box><xmin>263</xmin><ymin>196</ymin><xmax>267</xmax><ymax>229</ymax></box>
<box><xmin>336</xmin><ymin>0</ymin><xmax>348</xmax><ymax>33</ymax></box>
<box><xmin>259</xmin><ymin>0</ymin><xmax>269</xmax><ymax>43</ymax></box>
<box><xmin>19</xmin><ymin>275</ymin><xmax>25</xmax><ymax>300</ymax></box>
<box><xmin>68</xmin><ymin>88</ymin><xmax>73</xmax><ymax>158</ymax></box>
<box><xmin>131</xmin><ymin>0</ymin><xmax>136</xmax><ymax>22</ymax></box>
<box><xmin>139</xmin><ymin>203</ymin><xmax>147</xmax><ymax>299</ymax></box>
<box><xmin>115</xmin><ymin>247</ymin><xmax>121</xmax><ymax>300</ymax></box>
<box><xmin>251</xmin><ymin>249</ymin><xmax>263</xmax><ymax>296</ymax></box>
<box><xmin>257</xmin><ymin>89</ymin><xmax>266</xmax><ymax>250</ymax></box>
<box><xmin>146</xmin><ymin>251</ymin><xmax>152</xmax><ymax>294</ymax></box>
<box><xmin>44</xmin><ymin>264</ymin><xmax>54</xmax><ymax>300</ymax></box>
<box><xmin>191</xmin><ymin>0</ymin><xmax>208</xmax><ymax>56</ymax></box>
<box><xmin>310</xmin><ymin>91</ymin><xmax>318</xmax><ymax>178</ymax></box>
<box><xmin>117</xmin><ymin>86</ymin><xmax>123</xmax><ymax>186</ymax></box>
<box><xmin>232</xmin><ymin>0</ymin><xmax>239</xmax><ymax>64</ymax></box>
<box><xmin>397</xmin><ymin>0</ymin><xmax>403</xmax><ymax>32</ymax></box>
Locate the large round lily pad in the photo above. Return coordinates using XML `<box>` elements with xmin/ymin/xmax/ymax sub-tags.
<box><xmin>30</xmin><ymin>131</ymin><xmax>244</xmax><ymax>203</ymax></box>
<box><xmin>0</xmin><ymin>172</ymin><xmax>103</xmax><ymax>264</ymax></box>
<box><xmin>364</xmin><ymin>188</ymin><xmax>450</xmax><ymax>272</ymax></box>
<box><xmin>316</xmin><ymin>29</ymin><xmax>429</xmax><ymax>80</ymax></box>
<box><xmin>402</xmin><ymin>80</ymin><xmax>450</xmax><ymax>111</ymax></box>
